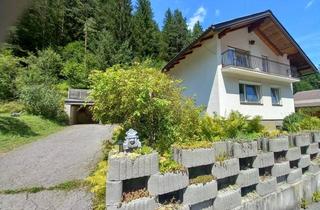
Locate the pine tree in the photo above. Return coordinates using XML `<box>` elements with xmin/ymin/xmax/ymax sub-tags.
<box><xmin>103</xmin><ymin>0</ymin><xmax>133</xmax><ymax>44</ymax></box>
<box><xmin>192</xmin><ymin>21</ymin><xmax>203</xmax><ymax>40</ymax></box>
<box><xmin>160</xmin><ymin>9</ymin><xmax>188</xmax><ymax>61</ymax></box>
<box><xmin>132</xmin><ymin>0</ymin><xmax>160</xmax><ymax>58</ymax></box>
<box><xmin>160</xmin><ymin>9</ymin><xmax>173</xmax><ymax>61</ymax></box>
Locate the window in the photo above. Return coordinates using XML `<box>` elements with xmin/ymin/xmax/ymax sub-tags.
<box><xmin>271</xmin><ymin>88</ymin><xmax>281</xmax><ymax>105</ymax></box>
<box><xmin>239</xmin><ymin>83</ymin><xmax>261</xmax><ymax>104</ymax></box>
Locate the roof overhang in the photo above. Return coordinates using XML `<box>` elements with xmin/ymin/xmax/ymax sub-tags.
<box><xmin>162</xmin><ymin>10</ymin><xmax>318</xmax><ymax>77</ymax></box>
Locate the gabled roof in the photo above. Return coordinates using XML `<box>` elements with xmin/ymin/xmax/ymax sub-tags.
<box><xmin>294</xmin><ymin>89</ymin><xmax>320</xmax><ymax>108</ymax></box>
<box><xmin>162</xmin><ymin>10</ymin><xmax>318</xmax><ymax>76</ymax></box>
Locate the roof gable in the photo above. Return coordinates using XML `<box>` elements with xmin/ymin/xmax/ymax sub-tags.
<box><xmin>163</xmin><ymin>10</ymin><xmax>318</xmax><ymax>76</ymax></box>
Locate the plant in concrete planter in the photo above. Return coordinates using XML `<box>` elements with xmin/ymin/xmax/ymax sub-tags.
<box><xmin>215</xmin><ymin>152</ymin><xmax>229</xmax><ymax>165</ymax></box>
<box><xmin>312</xmin><ymin>191</ymin><xmax>320</xmax><ymax>202</ymax></box>
<box><xmin>189</xmin><ymin>175</ymin><xmax>215</xmax><ymax>185</ymax></box>
<box><xmin>108</xmin><ymin>149</ymin><xmax>159</xmax><ymax>181</ymax></box>
<box><xmin>122</xmin><ymin>188</ymin><xmax>150</xmax><ymax>203</ymax></box>
<box><xmin>172</xmin><ymin>141</ymin><xmax>212</xmax><ymax>149</ymax></box>
<box><xmin>172</xmin><ymin>141</ymin><xmax>215</xmax><ymax>168</ymax></box>
<box><xmin>300</xmin><ymin>198</ymin><xmax>308</xmax><ymax>209</ymax></box>
<box><xmin>159</xmin><ymin>154</ymin><xmax>186</xmax><ymax>174</ymax></box>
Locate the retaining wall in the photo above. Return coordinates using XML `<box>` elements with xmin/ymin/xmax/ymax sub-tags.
<box><xmin>106</xmin><ymin>132</ymin><xmax>320</xmax><ymax>210</ymax></box>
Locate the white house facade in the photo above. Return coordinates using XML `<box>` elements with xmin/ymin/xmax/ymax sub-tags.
<box><xmin>163</xmin><ymin>10</ymin><xmax>318</xmax><ymax>128</ymax></box>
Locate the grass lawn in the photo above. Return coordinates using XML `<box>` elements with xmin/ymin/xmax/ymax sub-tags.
<box><xmin>0</xmin><ymin>113</ymin><xmax>66</xmax><ymax>153</ymax></box>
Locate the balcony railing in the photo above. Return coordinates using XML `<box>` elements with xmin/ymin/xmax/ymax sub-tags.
<box><xmin>221</xmin><ymin>49</ymin><xmax>298</xmax><ymax>78</ymax></box>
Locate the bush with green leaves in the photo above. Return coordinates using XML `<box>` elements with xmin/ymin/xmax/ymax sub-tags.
<box><xmin>19</xmin><ymin>84</ymin><xmax>67</xmax><ymax>123</ymax></box>
<box><xmin>0</xmin><ymin>50</ymin><xmax>20</xmax><ymax>100</ymax></box>
<box><xmin>283</xmin><ymin>111</ymin><xmax>320</xmax><ymax>132</ymax></box>
<box><xmin>0</xmin><ymin>101</ymin><xmax>24</xmax><ymax>113</ymax></box>
<box><xmin>90</xmin><ymin>62</ymin><xmax>202</xmax><ymax>153</ymax></box>
<box><xmin>199</xmin><ymin>111</ymin><xmax>264</xmax><ymax>141</ymax></box>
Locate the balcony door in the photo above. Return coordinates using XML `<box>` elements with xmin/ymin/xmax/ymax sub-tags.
<box><xmin>228</xmin><ymin>47</ymin><xmax>251</xmax><ymax>68</ymax></box>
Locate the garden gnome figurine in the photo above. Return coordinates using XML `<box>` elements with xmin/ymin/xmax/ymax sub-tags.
<box><xmin>123</xmin><ymin>129</ymin><xmax>141</xmax><ymax>152</ymax></box>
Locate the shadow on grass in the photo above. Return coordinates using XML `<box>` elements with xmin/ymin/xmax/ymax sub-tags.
<box><xmin>0</xmin><ymin>116</ymin><xmax>37</xmax><ymax>136</ymax></box>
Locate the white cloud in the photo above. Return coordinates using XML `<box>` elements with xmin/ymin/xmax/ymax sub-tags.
<box><xmin>215</xmin><ymin>9</ymin><xmax>220</xmax><ymax>17</ymax></box>
<box><xmin>187</xmin><ymin>6</ymin><xmax>207</xmax><ymax>30</ymax></box>
<box><xmin>305</xmin><ymin>0</ymin><xmax>315</xmax><ymax>9</ymax></box>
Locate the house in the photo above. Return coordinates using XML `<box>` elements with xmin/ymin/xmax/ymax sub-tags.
<box><xmin>294</xmin><ymin>89</ymin><xmax>320</xmax><ymax>116</ymax></box>
<box><xmin>163</xmin><ymin>10</ymin><xmax>318</xmax><ymax>129</ymax></box>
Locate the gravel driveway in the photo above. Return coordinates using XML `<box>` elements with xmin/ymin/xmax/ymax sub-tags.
<box><xmin>0</xmin><ymin>124</ymin><xmax>113</xmax><ymax>190</ymax></box>
<box><xmin>0</xmin><ymin>124</ymin><xmax>114</xmax><ymax>210</ymax></box>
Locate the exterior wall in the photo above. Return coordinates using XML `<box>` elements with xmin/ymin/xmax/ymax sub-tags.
<box><xmin>168</xmin><ymin>37</ymin><xmax>220</xmax><ymax>114</ymax></box>
<box><xmin>219</xmin><ymin>74</ymin><xmax>295</xmax><ymax>120</ymax></box>
<box><xmin>168</xmin><ymin>27</ymin><xmax>296</xmax><ymax>120</ymax></box>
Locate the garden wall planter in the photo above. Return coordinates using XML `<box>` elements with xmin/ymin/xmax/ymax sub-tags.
<box><xmin>232</xmin><ymin>141</ymin><xmax>258</xmax><ymax>158</ymax></box>
<box><xmin>253</xmin><ymin>152</ymin><xmax>274</xmax><ymax>168</ymax></box>
<box><xmin>213</xmin><ymin>141</ymin><xmax>233</xmax><ymax>157</ymax></box>
<box><xmin>108</xmin><ymin>152</ymin><xmax>159</xmax><ymax>181</ymax></box>
<box><xmin>298</xmin><ymin>155</ymin><xmax>311</xmax><ymax>168</ymax></box>
<box><xmin>147</xmin><ymin>172</ymin><xmax>188</xmax><ymax>195</ymax></box>
<box><xmin>268</xmin><ymin>137</ymin><xmax>289</xmax><ymax>152</ymax></box>
<box><xmin>271</xmin><ymin>161</ymin><xmax>290</xmax><ymax>177</ymax></box>
<box><xmin>294</xmin><ymin>133</ymin><xmax>311</xmax><ymax>147</ymax></box>
<box><xmin>182</xmin><ymin>180</ymin><xmax>217</xmax><ymax>205</ymax></box>
<box><xmin>173</xmin><ymin>147</ymin><xmax>215</xmax><ymax>168</ymax></box>
<box><xmin>236</xmin><ymin>168</ymin><xmax>259</xmax><ymax>187</ymax></box>
<box><xmin>306</xmin><ymin>143</ymin><xmax>319</xmax><ymax>154</ymax></box>
<box><xmin>285</xmin><ymin>147</ymin><xmax>301</xmax><ymax>161</ymax></box>
<box><xmin>107</xmin><ymin>197</ymin><xmax>158</xmax><ymax>210</ymax></box>
<box><xmin>287</xmin><ymin>168</ymin><xmax>302</xmax><ymax>184</ymax></box>
<box><xmin>309</xmin><ymin>161</ymin><xmax>320</xmax><ymax>173</ymax></box>
<box><xmin>212</xmin><ymin>187</ymin><xmax>241</xmax><ymax>210</ymax></box>
<box><xmin>106</xmin><ymin>180</ymin><xmax>123</xmax><ymax>206</ymax></box>
<box><xmin>105</xmin><ymin>131</ymin><xmax>320</xmax><ymax>210</ymax></box>
<box><xmin>211</xmin><ymin>158</ymin><xmax>240</xmax><ymax>179</ymax></box>
<box><xmin>256</xmin><ymin>177</ymin><xmax>277</xmax><ymax>196</ymax></box>
<box><xmin>313</xmin><ymin>132</ymin><xmax>320</xmax><ymax>143</ymax></box>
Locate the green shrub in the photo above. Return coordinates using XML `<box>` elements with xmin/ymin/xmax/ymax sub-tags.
<box><xmin>300</xmin><ymin>116</ymin><xmax>320</xmax><ymax>131</ymax></box>
<box><xmin>86</xmin><ymin>160</ymin><xmax>107</xmax><ymax>210</ymax></box>
<box><xmin>300</xmin><ymin>198</ymin><xmax>308</xmax><ymax>209</ymax></box>
<box><xmin>90</xmin><ymin>63</ymin><xmax>202</xmax><ymax>154</ymax></box>
<box><xmin>19</xmin><ymin>84</ymin><xmax>67</xmax><ymax>122</ymax></box>
<box><xmin>0</xmin><ymin>50</ymin><xmax>20</xmax><ymax>100</ymax></box>
<box><xmin>283</xmin><ymin>112</ymin><xmax>305</xmax><ymax>132</ymax></box>
<box><xmin>0</xmin><ymin>101</ymin><xmax>24</xmax><ymax>113</ymax></box>
<box><xmin>199</xmin><ymin>111</ymin><xmax>264</xmax><ymax>141</ymax></box>
<box><xmin>312</xmin><ymin>191</ymin><xmax>320</xmax><ymax>202</ymax></box>
<box><xmin>283</xmin><ymin>112</ymin><xmax>320</xmax><ymax>132</ymax></box>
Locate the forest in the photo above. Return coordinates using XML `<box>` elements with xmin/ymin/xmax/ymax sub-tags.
<box><xmin>0</xmin><ymin>0</ymin><xmax>318</xmax><ymax>120</ymax></box>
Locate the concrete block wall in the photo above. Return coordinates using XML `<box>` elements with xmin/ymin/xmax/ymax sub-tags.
<box><xmin>106</xmin><ymin>132</ymin><xmax>320</xmax><ymax>210</ymax></box>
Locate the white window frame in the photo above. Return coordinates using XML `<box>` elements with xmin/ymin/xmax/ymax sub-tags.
<box><xmin>239</xmin><ymin>82</ymin><xmax>262</xmax><ymax>104</ymax></box>
<box><xmin>270</xmin><ymin>87</ymin><xmax>281</xmax><ymax>106</ymax></box>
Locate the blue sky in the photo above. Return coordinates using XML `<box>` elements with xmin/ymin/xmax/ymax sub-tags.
<box><xmin>146</xmin><ymin>0</ymin><xmax>320</xmax><ymax>66</ymax></box>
